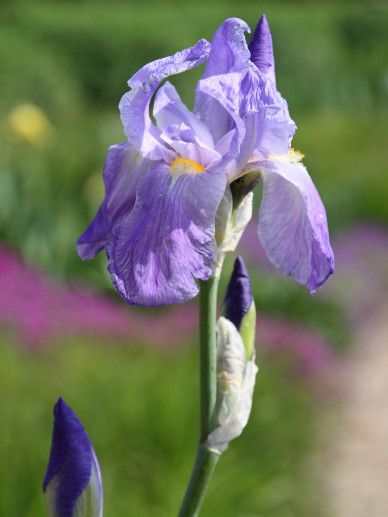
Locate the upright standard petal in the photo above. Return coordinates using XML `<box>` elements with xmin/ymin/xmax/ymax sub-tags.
<box><xmin>77</xmin><ymin>142</ymin><xmax>151</xmax><ymax>260</ymax></box>
<box><xmin>201</xmin><ymin>18</ymin><xmax>251</xmax><ymax>79</ymax></box>
<box><xmin>195</xmin><ymin>16</ymin><xmax>295</xmax><ymax>179</ymax></box>
<box><xmin>119</xmin><ymin>39</ymin><xmax>211</xmax><ymax>160</ymax></box>
<box><xmin>195</xmin><ymin>18</ymin><xmax>251</xmax><ymax>157</ymax></box>
<box><xmin>43</xmin><ymin>398</ymin><xmax>103</xmax><ymax>517</ymax></box>
<box><xmin>107</xmin><ymin>161</ymin><xmax>227</xmax><ymax>306</ymax></box>
<box><xmin>257</xmin><ymin>160</ymin><xmax>334</xmax><ymax>292</ymax></box>
<box><xmin>248</xmin><ymin>14</ymin><xmax>275</xmax><ymax>81</ymax></box>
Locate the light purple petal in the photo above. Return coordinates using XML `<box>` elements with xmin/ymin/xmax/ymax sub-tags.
<box><xmin>248</xmin><ymin>14</ymin><xmax>275</xmax><ymax>81</ymax></box>
<box><xmin>160</xmin><ymin>123</ymin><xmax>221</xmax><ymax>167</ymax></box>
<box><xmin>238</xmin><ymin>70</ymin><xmax>296</xmax><ymax>167</ymax></box>
<box><xmin>77</xmin><ymin>143</ymin><xmax>151</xmax><ymax>260</ymax></box>
<box><xmin>195</xmin><ymin>18</ymin><xmax>250</xmax><ymax>152</ymax></box>
<box><xmin>196</xmin><ymin>72</ymin><xmax>247</xmax><ymax>172</ymax></box>
<box><xmin>154</xmin><ymin>81</ymin><xmax>214</xmax><ymax>147</ymax></box>
<box><xmin>201</xmin><ymin>17</ymin><xmax>251</xmax><ymax>79</ymax></box>
<box><xmin>106</xmin><ymin>161</ymin><xmax>227</xmax><ymax>306</ymax></box>
<box><xmin>119</xmin><ymin>39</ymin><xmax>211</xmax><ymax>160</ymax></box>
<box><xmin>257</xmin><ymin>160</ymin><xmax>334</xmax><ymax>292</ymax></box>
<box><xmin>194</xmin><ymin>17</ymin><xmax>294</xmax><ymax>178</ymax></box>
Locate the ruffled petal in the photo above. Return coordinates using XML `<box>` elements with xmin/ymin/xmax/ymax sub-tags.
<box><xmin>195</xmin><ymin>18</ymin><xmax>295</xmax><ymax>179</ymax></box>
<box><xmin>196</xmin><ymin>72</ymin><xmax>247</xmax><ymax>171</ymax></box>
<box><xmin>77</xmin><ymin>143</ymin><xmax>151</xmax><ymax>260</ymax></box>
<box><xmin>200</xmin><ymin>18</ymin><xmax>251</xmax><ymax>79</ymax></box>
<box><xmin>257</xmin><ymin>160</ymin><xmax>334</xmax><ymax>292</ymax></box>
<box><xmin>119</xmin><ymin>39</ymin><xmax>211</xmax><ymax>160</ymax></box>
<box><xmin>238</xmin><ymin>71</ymin><xmax>296</xmax><ymax>168</ymax></box>
<box><xmin>106</xmin><ymin>161</ymin><xmax>227</xmax><ymax>306</ymax></box>
<box><xmin>195</xmin><ymin>19</ymin><xmax>250</xmax><ymax>155</ymax></box>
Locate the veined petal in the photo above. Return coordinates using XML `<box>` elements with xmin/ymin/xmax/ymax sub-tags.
<box><xmin>235</xmin><ymin>69</ymin><xmax>295</xmax><ymax>171</ymax></box>
<box><xmin>196</xmin><ymin>72</ymin><xmax>247</xmax><ymax>170</ymax></box>
<box><xmin>196</xmin><ymin>73</ymin><xmax>294</xmax><ymax>180</ymax></box>
<box><xmin>106</xmin><ymin>161</ymin><xmax>226</xmax><ymax>306</ymax></box>
<box><xmin>77</xmin><ymin>142</ymin><xmax>151</xmax><ymax>260</ymax></box>
<box><xmin>258</xmin><ymin>160</ymin><xmax>334</xmax><ymax>292</ymax></box>
<box><xmin>195</xmin><ymin>16</ymin><xmax>295</xmax><ymax>179</ymax></box>
<box><xmin>43</xmin><ymin>398</ymin><xmax>103</xmax><ymax>517</ymax></box>
<box><xmin>201</xmin><ymin>18</ymin><xmax>251</xmax><ymax>79</ymax></box>
<box><xmin>195</xmin><ymin>18</ymin><xmax>251</xmax><ymax>160</ymax></box>
<box><xmin>119</xmin><ymin>39</ymin><xmax>211</xmax><ymax>160</ymax></box>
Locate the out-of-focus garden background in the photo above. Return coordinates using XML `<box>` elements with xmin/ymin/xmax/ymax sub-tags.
<box><xmin>1</xmin><ymin>1</ymin><xmax>388</xmax><ymax>515</ymax></box>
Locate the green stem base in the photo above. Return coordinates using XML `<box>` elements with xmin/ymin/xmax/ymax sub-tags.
<box><xmin>178</xmin><ymin>445</ymin><xmax>220</xmax><ymax>517</ymax></box>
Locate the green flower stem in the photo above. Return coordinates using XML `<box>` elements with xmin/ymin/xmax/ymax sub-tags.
<box><xmin>199</xmin><ymin>276</ymin><xmax>219</xmax><ymax>441</ymax></box>
<box><xmin>178</xmin><ymin>276</ymin><xmax>220</xmax><ymax>517</ymax></box>
<box><xmin>178</xmin><ymin>445</ymin><xmax>219</xmax><ymax>517</ymax></box>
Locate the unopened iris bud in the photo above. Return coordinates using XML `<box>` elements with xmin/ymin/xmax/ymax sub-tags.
<box><xmin>207</xmin><ymin>257</ymin><xmax>258</xmax><ymax>452</ymax></box>
<box><xmin>43</xmin><ymin>398</ymin><xmax>103</xmax><ymax>517</ymax></box>
<box><xmin>207</xmin><ymin>317</ymin><xmax>258</xmax><ymax>453</ymax></box>
<box><xmin>223</xmin><ymin>256</ymin><xmax>256</xmax><ymax>358</ymax></box>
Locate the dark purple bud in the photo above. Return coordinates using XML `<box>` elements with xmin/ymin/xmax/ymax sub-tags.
<box><xmin>248</xmin><ymin>15</ymin><xmax>275</xmax><ymax>77</ymax></box>
<box><xmin>223</xmin><ymin>256</ymin><xmax>253</xmax><ymax>330</ymax></box>
<box><xmin>43</xmin><ymin>398</ymin><xmax>102</xmax><ymax>517</ymax></box>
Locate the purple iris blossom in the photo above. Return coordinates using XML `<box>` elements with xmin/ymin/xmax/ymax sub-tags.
<box><xmin>77</xmin><ymin>15</ymin><xmax>334</xmax><ymax>306</ymax></box>
<box><xmin>43</xmin><ymin>398</ymin><xmax>103</xmax><ymax>517</ymax></box>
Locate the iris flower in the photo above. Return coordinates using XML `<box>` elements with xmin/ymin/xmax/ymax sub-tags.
<box><xmin>77</xmin><ymin>15</ymin><xmax>334</xmax><ymax>306</ymax></box>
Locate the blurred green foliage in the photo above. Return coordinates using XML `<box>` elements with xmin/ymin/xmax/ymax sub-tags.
<box><xmin>0</xmin><ymin>338</ymin><xmax>318</xmax><ymax>516</ymax></box>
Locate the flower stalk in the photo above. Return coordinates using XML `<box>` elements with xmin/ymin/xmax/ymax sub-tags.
<box><xmin>178</xmin><ymin>276</ymin><xmax>220</xmax><ymax>517</ymax></box>
<box><xmin>199</xmin><ymin>276</ymin><xmax>219</xmax><ymax>441</ymax></box>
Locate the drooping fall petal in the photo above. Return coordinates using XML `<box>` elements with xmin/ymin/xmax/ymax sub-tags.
<box><xmin>258</xmin><ymin>160</ymin><xmax>335</xmax><ymax>292</ymax></box>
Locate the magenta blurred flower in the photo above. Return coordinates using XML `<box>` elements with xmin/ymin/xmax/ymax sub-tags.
<box><xmin>257</xmin><ymin>315</ymin><xmax>332</xmax><ymax>376</ymax></box>
<box><xmin>0</xmin><ymin>246</ymin><xmax>197</xmax><ymax>348</ymax></box>
<box><xmin>77</xmin><ymin>16</ymin><xmax>333</xmax><ymax>306</ymax></box>
<box><xmin>323</xmin><ymin>224</ymin><xmax>388</xmax><ymax>326</ymax></box>
<box><xmin>0</xmin><ymin>246</ymin><xmax>333</xmax><ymax>376</ymax></box>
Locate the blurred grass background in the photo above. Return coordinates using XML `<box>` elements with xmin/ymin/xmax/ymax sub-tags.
<box><xmin>0</xmin><ymin>0</ymin><xmax>387</xmax><ymax>515</ymax></box>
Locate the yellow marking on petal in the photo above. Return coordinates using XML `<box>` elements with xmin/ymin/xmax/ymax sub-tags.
<box><xmin>170</xmin><ymin>157</ymin><xmax>205</xmax><ymax>175</ymax></box>
<box><xmin>269</xmin><ymin>147</ymin><xmax>305</xmax><ymax>163</ymax></box>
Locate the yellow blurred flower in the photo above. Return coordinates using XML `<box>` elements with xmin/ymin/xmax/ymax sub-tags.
<box><xmin>6</xmin><ymin>103</ymin><xmax>53</xmax><ymax>145</ymax></box>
